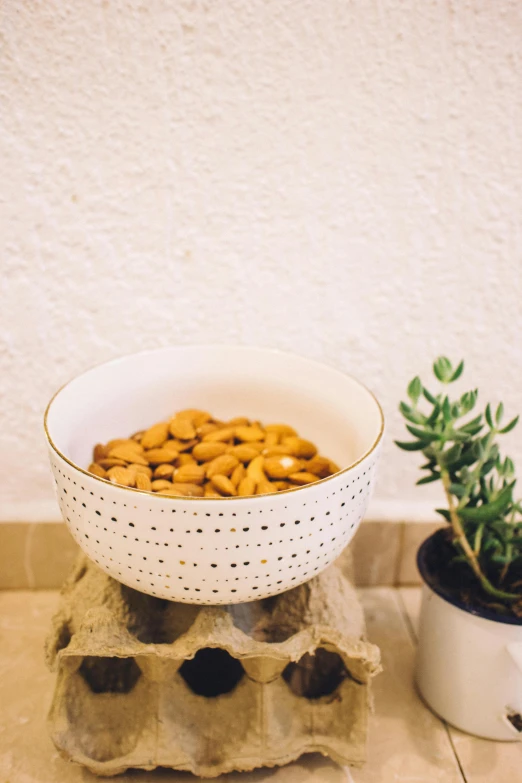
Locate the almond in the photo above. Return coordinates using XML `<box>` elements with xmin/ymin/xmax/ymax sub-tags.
<box><xmin>248</xmin><ymin>441</ymin><xmax>266</xmax><ymax>452</ymax></box>
<box><xmin>169</xmin><ymin>416</ymin><xmax>196</xmax><ymax>440</ymax></box>
<box><xmin>272</xmin><ymin>480</ymin><xmax>291</xmax><ymax>491</ymax></box>
<box><xmin>93</xmin><ymin>443</ymin><xmax>108</xmax><ymax>461</ymax></box>
<box><xmin>89</xmin><ymin>463</ymin><xmax>107</xmax><ymax>479</ymax></box>
<box><xmin>176</xmin><ymin>453</ymin><xmax>197</xmax><ymax>466</ymax></box>
<box><xmin>108</xmin><ymin>445</ymin><xmax>149</xmax><ymax>465</ymax></box>
<box><xmin>246</xmin><ymin>455</ymin><xmax>266</xmax><ymax>483</ymax></box>
<box><xmin>125</xmin><ymin>464</ymin><xmax>139</xmax><ymax>482</ymax></box>
<box><xmin>204</xmin><ymin>486</ymin><xmax>223</xmax><ymax>497</ymax></box>
<box><xmin>211</xmin><ymin>474</ymin><xmax>237</xmax><ymax>496</ymax></box>
<box><xmin>175</xmin><ymin>464</ymin><xmax>206</xmax><ymax>485</ymax></box>
<box><xmin>136</xmin><ymin>473</ymin><xmax>152</xmax><ymax>491</ymax></box>
<box><xmin>231</xmin><ymin>463</ymin><xmax>246</xmax><ymax>488</ymax></box>
<box><xmin>202</xmin><ymin>426</ymin><xmax>236</xmax><ymax>443</ymax></box>
<box><xmin>265</xmin><ymin>424</ymin><xmax>297</xmax><ymax>437</ymax></box>
<box><xmin>89</xmin><ymin>408</ymin><xmax>332</xmax><ymax>499</ymax></box>
<box><xmin>162</xmin><ymin>439</ymin><xmax>183</xmax><ymax>454</ymax></box>
<box><xmin>329</xmin><ymin>460</ymin><xmax>341</xmax><ymax>474</ymax></box>
<box><xmin>153</xmin><ymin>464</ymin><xmax>174</xmax><ymax>480</ymax></box>
<box><xmin>140</xmin><ymin>422</ymin><xmax>170</xmax><ymax>450</ymax></box>
<box><xmin>176</xmin><ymin>408</ymin><xmax>202</xmax><ymax>419</ymax></box>
<box><xmin>263</xmin><ymin>431</ymin><xmax>279</xmax><ymax>447</ymax></box>
<box><xmin>227</xmin><ymin>444</ymin><xmax>260</xmax><ymax>463</ymax></box>
<box><xmin>192</xmin><ymin>441</ymin><xmax>228</xmax><ymax>462</ymax></box>
<box><xmin>151</xmin><ymin>479</ymin><xmax>174</xmax><ymax>491</ymax></box>
<box><xmin>282</xmin><ymin>436</ymin><xmax>317</xmax><ymax>459</ymax></box>
<box><xmin>98</xmin><ymin>458</ymin><xmax>128</xmax><ymax>469</ymax></box>
<box><xmin>177</xmin><ymin>409</ymin><xmax>212</xmax><ymax>427</ymax></box>
<box><xmin>106</xmin><ymin>438</ymin><xmax>130</xmax><ymax>451</ymax></box>
<box><xmin>206</xmin><ymin>454</ymin><xmax>239</xmax><ymax>479</ymax></box>
<box><xmin>107</xmin><ymin>438</ymin><xmax>144</xmax><ymax>453</ymax></box>
<box><xmin>238</xmin><ymin>476</ymin><xmax>256</xmax><ymax>496</ymax></box>
<box><xmin>235</xmin><ymin>425</ymin><xmax>265</xmax><ymax>442</ymax></box>
<box><xmin>262</xmin><ymin>445</ymin><xmax>293</xmax><ymax>458</ymax></box>
<box><xmin>264</xmin><ymin>455</ymin><xmax>302</xmax><ymax>479</ymax></box>
<box><xmin>176</xmin><ymin>438</ymin><xmax>199</xmax><ymax>453</ymax></box>
<box><xmin>130</xmin><ymin>463</ymin><xmax>153</xmax><ymax>478</ymax></box>
<box><xmin>288</xmin><ymin>471</ymin><xmax>318</xmax><ymax>485</ymax></box>
<box><xmin>170</xmin><ymin>483</ymin><xmax>205</xmax><ymax>497</ymax></box>
<box><xmin>145</xmin><ymin>448</ymin><xmax>178</xmax><ymax>464</ymax></box>
<box><xmin>256</xmin><ymin>479</ymin><xmax>277</xmax><ymax>494</ymax></box>
<box><xmin>193</xmin><ymin>411</ymin><xmax>212</xmax><ymax>427</ymax></box>
<box><xmin>107</xmin><ymin>466</ymin><xmax>135</xmax><ymax>487</ymax></box>
<box><xmin>306</xmin><ymin>455</ymin><xmax>332</xmax><ymax>478</ymax></box>
<box><xmin>197</xmin><ymin>422</ymin><xmax>219</xmax><ymax>437</ymax></box>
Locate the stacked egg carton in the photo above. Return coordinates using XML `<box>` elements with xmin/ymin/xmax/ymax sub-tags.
<box><xmin>46</xmin><ymin>554</ymin><xmax>381</xmax><ymax>777</ymax></box>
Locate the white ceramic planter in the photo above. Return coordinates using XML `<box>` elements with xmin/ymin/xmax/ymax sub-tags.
<box><xmin>44</xmin><ymin>345</ymin><xmax>383</xmax><ymax>605</ymax></box>
<box><xmin>416</xmin><ymin>535</ymin><xmax>522</xmax><ymax>741</ymax></box>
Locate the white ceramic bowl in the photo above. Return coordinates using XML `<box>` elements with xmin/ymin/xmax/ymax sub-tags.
<box><xmin>45</xmin><ymin>346</ymin><xmax>383</xmax><ymax>604</ymax></box>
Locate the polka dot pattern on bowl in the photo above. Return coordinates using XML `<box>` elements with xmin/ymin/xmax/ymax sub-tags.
<box><xmin>51</xmin><ymin>447</ymin><xmax>380</xmax><ymax>605</ymax></box>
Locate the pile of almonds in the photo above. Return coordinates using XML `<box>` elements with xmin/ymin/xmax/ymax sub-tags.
<box><xmin>88</xmin><ymin>409</ymin><xmax>340</xmax><ymax>498</ymax></box>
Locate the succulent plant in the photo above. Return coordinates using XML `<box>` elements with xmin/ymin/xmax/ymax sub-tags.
<box><xmin>397</xmin><ymin>357</ymin><xmax>522</xmax><ymax>609</ymax></box>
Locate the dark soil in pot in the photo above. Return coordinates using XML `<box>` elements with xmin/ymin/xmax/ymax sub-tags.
<box><xmin>418</xmin><ymin>528</ymin><xmax>522</xmax><ymax>623</ymax></box>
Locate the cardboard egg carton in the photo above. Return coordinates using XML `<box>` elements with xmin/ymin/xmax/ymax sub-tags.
<box><xmin>45</xmin><ymin>554</ymin><xmax>381</xmax><ymax>778</ymax></box>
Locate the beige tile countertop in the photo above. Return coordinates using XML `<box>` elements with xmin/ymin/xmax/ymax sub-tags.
<box><xmin>0</xmin><ymin>587</ymin><xmax>520</xmax><ymax>783</ymax></box>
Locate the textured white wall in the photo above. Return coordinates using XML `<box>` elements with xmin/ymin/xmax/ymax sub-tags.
<box><xmin>1</xmin><ymin>1</ymin><xmax>522</xmax><ymax>522</ymax></box>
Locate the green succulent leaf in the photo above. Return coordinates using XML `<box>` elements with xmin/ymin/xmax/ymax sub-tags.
<box><xmin>450</xmin><ymin>448</ymin><xmax>479</xmax><ymax>471</ymax></box>
<box><xmin>405</xmin><ymin>424</ymin><xmax>442</xmax><ymax>442</ymax></box>
<box><xmin>481</xmin><ymin>459</ymin><xmax>497</xmax><ymax>476</ymax></box>
<box><xmin>450</xmin><ymin>360</ymin><xmax>464</xmax><ymax>382</ymax></box>
<box><xmin>460</xmin><ymin>390</ymin><xmax>477</xmax><ymax>415</ymax></box>
<box><xmin>490</xmin><ymin>554</ymin><xmax>509</xmax><ymax>564</ymax></box>
<box><xmin>416</xmin><ymin>473</ymin><xmax>441</xmax><ymax>485</ymax></box>
<box><xmin>435</xmin><ymin>508</ymin><xmax>451</xmax><ymax>522</ymax></box>
<box><xmin>394</xmin><ymin>440</ymin><xmax>426</xmax><ymax>452</ymax></box>
<box><xmin>423</xmin><ymin>387</ymin><xmax>438</xmax><ymax>405</ymax></box>
<box><xmin>473</xmin><ymin>440</ymin><xmax>486</xmax><ymax>460</ymax></box>
<box><xmin>496</xmin><ymin>402</ymin><xmax>504</xmax><ymax>425</ymax></box>
<box><xmin>458</xmin><ymin>418</ymin><xmax>483</xmax><ymax>437</ymax></box>
<box><xmin>499</xmin><ymin>415</ymin><xmax>519</xmax><ymax>434</ymax></box>
<box><xmin>407</xmin><ymin>376</ymin><xmax>422</xmax><ymax>405</ymax></box>
<box><xmin>426</xmin><ymin>403</ymin><xmax>442</xmax><ymax>427</ymax></box>
<box><xmin>450</xmin><ymin>430</ymin><xmax>473</xmax><ymax>442</ymax></box>
<box><xmin>440</xmin><ymin>442</ymin><xmax>463</xmax><ymax>466</ymax></box>
<box><xmin>458</xmin><ymin>483</ymin><xmax>515</xmax><ymax>523</ymax></box>
<box><xmin>449</xmin><ymin>483</ymin><xmax>466</xmax><ymax>498</ymax></box>
<box><xmin>485</xmin><ymin>403</ymin><xmax>494</xmax><ymax>429</ymax></box>
<box><xmin>433</xmin><ymin>356</ymin><xmax>453</xmax><ymax>383</ymax></box>
<box><xmin>460</xmin><ymin>414</ymin><xmax>483</xmax><ymax>433</ymax></box>
<box><xmin>399</xmin><ymin>401</ymin><xmax>427</xmax><ymax>425</ymax></box>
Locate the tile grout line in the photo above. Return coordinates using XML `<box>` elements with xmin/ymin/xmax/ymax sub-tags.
<box><xmin>396</xmin><ymin>589</ymin><xmax>468</xmax><ymax>783</ymax></box>
<box><xmin>446</xmin><ymin>728</ymin><xmax>469</xmax><ymax>783</ymax></box>
<box><xmin>393</xmin><ymin>521</ymin><xmax>407</xmax><ymax>585</ymax></box>
<box><xmin>396</xmin><ymin>588</ymin><xmax>418</xmax><ymax>643</ymax></box>
<box><xmin>23</xmin><ymin>523</ymin><xmax>36</xmax><ymax>589</ymax></box>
